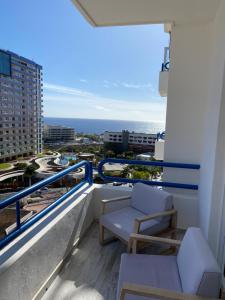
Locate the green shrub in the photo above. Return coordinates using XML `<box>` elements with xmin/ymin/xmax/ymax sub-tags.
<box><xmin>14</xmin><ymin>162</ymin><xmax>28</xmax><ymax>170</ymax></box>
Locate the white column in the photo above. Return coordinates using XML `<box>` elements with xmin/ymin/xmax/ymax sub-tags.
<box><xmin>163</xmin><ymin>2</ymin><xmax>225</xmax><ymax>262</ymax></box>
<box><xmin>163</xmin><ymin>21</ymin><xmax>213</xmax><ymax>229</ymax></box>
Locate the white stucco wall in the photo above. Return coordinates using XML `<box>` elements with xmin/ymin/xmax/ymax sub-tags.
<box><xmin>163</xmin><ymin>1</ymin><xmax>225</xmax><ymax>263</ymax></box>
<box><xmin>154</xmin><ymin>140</ymin><xmax>164</xmax><ymax>160</ymax></box>
<box><xmin>163</xmin><ymin>21</ymin><xmax>213</xmax><ymax>229</ymax></box>
<box><xmin>0</xmin><ymin>184</ymin><xmax>95</xmax><ymax>300</ymax></box>
<box><xmin>164</xmin><ymin>22</ymin><xmax>212</xmax><ymax>164</ymax></box>
<box><xmin>199</xmin><ymin>0</ymin><xmax>225</xmax><ymax>261</ymax></box>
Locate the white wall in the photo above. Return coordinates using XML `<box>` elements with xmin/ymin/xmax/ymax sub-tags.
<box><xmin>199</xmin><ymin>0</ymin><xmax>225</xmax><ymax>261</ymax></box>
<box><xmin>154</xmin><ymin>140</ymin><xmax>164</xmax><ymax>160</ymax></box>
<box><xmin>163</xmin><ymin>21</ymin><xmax>213</xmax><ymax>229</ymax></box>
<box><xmin>92</xmin><ymin>184</ymin><xmax>132</xmax><ymax>219</ymax></box>
<box><xmin>0</xmin><ymin>184</ymin><xmax>95</xmax><ymax>300</ymax></box>
<box><xmin>163</xmin><ymin>1</ymin><xmax>225</xmax><ymax>264</ymax></box>
<box><xmin>164</xmin><ymin>22</ymin><xmax>212</xmax><ymax>164</ymax></box>
<box><xmin>159</xmin><ymin>71</ymin><xmax>169</xmax><ymax>97</ymax></box>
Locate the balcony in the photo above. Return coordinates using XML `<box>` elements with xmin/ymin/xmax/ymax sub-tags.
<box><xmin>0</xmin><ymin>159</ymin><xmax>201</xmax><ymax>299</ymax></box>
<box><xmin>2</xmin><ymin>1</ymin><xmax>225</xmax><ymax>298</ymax></box>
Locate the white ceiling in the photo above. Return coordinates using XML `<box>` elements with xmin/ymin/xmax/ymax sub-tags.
<box><xmin>72</xmin><ymin>0</ymin><xmax>221</xmax><ymax>27</ymax></box>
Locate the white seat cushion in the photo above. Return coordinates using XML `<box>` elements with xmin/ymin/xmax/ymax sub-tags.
<box><xmin>131</xmin><ymin>183</ymin><xmax>173</xmax><ymax>221</ymax></box>
<box><xmin>117</xmin><ymin>253</ymin><xmax>182</xmax><ymax>300</ymax></box>
<box><xmin>100</xmin><ymin>207</ymin><xmax>169</xmax><ymax>241</ymax></box>
<box><xmin>177</xmin><ymin>227</ymin><xmax>221</xmax><ymax>297</ymax></box>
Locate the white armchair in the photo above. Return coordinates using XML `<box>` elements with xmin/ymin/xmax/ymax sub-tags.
<box><xmin>117</xmin><ymin>227</ymin><xmax>221</xmax><ymax>300</ymax></box>
<box><xmin>99</xmin><ymin>182</ymin><xmax>177</xmax><ymax>247</ymax></box>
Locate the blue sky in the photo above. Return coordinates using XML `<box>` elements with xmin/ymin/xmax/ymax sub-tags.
<box><xmin>0</xmin><ymin>0</ymin><xmax>168</xmax><ymax>122</ymax></box>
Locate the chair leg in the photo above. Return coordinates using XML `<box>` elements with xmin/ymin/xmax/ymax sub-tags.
<box><xmin>171</xmin><ymin>211</ymin><xmax>177</xmax><ymax>229</ymax></box>
<box><xmin>127</xmin><ymin>238</ymin><xmax>132</xmax><ymax>253</ymax></box>
<box><xmin>132</xmin><ymin>239</ymin><xmax>137</xmax><ymax>254</ymax></box>
<box><xmin>99</xmin><ymin>224</ymin><xmax>105</xmax><ymax>244</ymax></box>
<box><xmin>171</xmin><ymin>211</ymin><xmax>178</xmax><ymax>240</ymax></box>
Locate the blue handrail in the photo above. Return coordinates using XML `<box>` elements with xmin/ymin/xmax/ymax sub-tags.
<box><xmin>0</xmin><ymin>158</ymin><xmax>200</xmax><ymax>248</ymax></box>
<box><xmin>98</xmin><ymin>158</ymin><xmax>200</xmax><ymax>190</ymax></box>
<box><xmin>0</xmin><ymin>160</ymin><xmax>93</xmax><ymax>249</ymax></box>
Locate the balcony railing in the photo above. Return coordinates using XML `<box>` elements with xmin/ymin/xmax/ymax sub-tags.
<box><xmin>0</xmin><ymin>160</ymin><xmax>93</xmax><ymax>249</ymax></box>
<box><xmin>98</xmin><ymin>158</ymin><xmax>200</xmax><ymax>190</ymax></box>
<box><xmin>0</xmin><ymin>158</ymin><xmax>200</xmax><ymax>249</ymax></box>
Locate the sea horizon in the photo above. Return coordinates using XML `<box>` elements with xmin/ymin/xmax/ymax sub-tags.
<box><xmin>44</xmin><ymin>116</ymin><xmax>165</xmax><ymax>135</ymax></box>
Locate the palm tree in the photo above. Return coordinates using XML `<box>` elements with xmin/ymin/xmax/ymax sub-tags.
<box><xmin>105</xmin><ymin>150</ymin><xmax>115</xmax><ymax>158</ymax></box>
<box><xmin>121</xmin><ymin>166</ymin><xmax>131</xmax><ymax>178</ymax></box>
<box><xmin>24</xmin><ymin>165</ymin><xmax>36</xmax><ymax>187</ymax></box>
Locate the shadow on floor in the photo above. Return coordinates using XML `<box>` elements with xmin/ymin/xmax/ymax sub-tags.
<box><xmin>42</xmin><ymin>223</ymin><xmax>184</xmax><ymax>300</ymax></box>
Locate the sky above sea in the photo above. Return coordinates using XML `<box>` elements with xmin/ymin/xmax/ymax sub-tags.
<box><xmin>0</xmin><ymin>0</ymin><xmax>168</xmax><ymax>123</ymax></box>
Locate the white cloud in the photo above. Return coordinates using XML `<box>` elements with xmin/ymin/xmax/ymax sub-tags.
<box><xmin>43</xmin><ymin>82</ymin><xmax>93</xmax><ymax>97</ymax></box>
<box><xmin>43</xmin><ymin>82</ymin><xmax>166</xmax><ymax>123</ymax></box>
<box><xmin>100</xmin><ymin>80</ymin><xmax>154</xmax><ymax>91</ymax></box>
<box><xmin>80</xmin><ymin>79</ymin><xmax>87</xmax><ymax>83</ymax></box>
<box><xmin>95</xmin><ymin>105</ymin><xmax>111</xmax><ymax>112</ymax></box>
<box><xmin>121</xmin><ymin>82</ymin><xmax>153</xmax><ymax>89</ymax></box>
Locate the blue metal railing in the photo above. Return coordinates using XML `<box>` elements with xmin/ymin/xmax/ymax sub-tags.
<box><xmin>98</xmin><ymin>158</ymin><xmax>200</xmax><ymax>190</ymax></box>
<box><xmin>0</xmin><ymin>158</ymin><xmax>200</xmax><ymax>248</ymax></box>
<box><xmin>0</xmin><ymin>160</ymin><xmax>93</xmax><ymax>249</ymax></box>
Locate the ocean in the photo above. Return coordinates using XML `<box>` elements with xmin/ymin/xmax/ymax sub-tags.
<box><xmin>44</xmin><ymin>117</ymin><xmax>165</xmax><ymax>135</ymax></box>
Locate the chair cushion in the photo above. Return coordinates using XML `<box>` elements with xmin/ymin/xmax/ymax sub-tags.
<box><xmin>117</xmin><ymin>253</ymin><xmax>182</xmax><ymax>300</ymax></box>
<box><xmin>100</xmin><ymin>207</ymin><xmax>169</xmax><ymax>241</ymax></box>
<box><xmin>131</xmin><ymin>183</ymin><xmax>173</xmax><ymax>220</ymax></box>
<box><xmin>177</xmin><ymin>227</ymin><xmax>221</xmax><ymax>297</ymax></box>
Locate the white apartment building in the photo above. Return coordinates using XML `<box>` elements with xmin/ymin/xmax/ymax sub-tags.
<box><xmin>104</xmin><ymin>130</ymin><xmax>157</xmax><ymax>153</ymax></box>
<box><xmin>0</xmin><ymin>49</ymin><xmax>43</xmax><ymax>161</ymax></box>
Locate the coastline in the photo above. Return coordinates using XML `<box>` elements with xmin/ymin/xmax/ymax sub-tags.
<box><xmin>44</xmin><ymin>117</ymin><xmax>165</xmax><ymax>135</ymax></box>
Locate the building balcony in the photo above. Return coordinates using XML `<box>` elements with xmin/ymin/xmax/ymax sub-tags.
<box><xmin>2</xmin><ymin>1</ymin><xmax>225</xmax><ymax>298</ymax></box>
<box><xmin>0</xmin><ymin>159</ymin><xmax>201</xmax><ymax>299</ymax></box>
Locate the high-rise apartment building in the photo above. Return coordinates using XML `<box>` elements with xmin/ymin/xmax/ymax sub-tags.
<box><xmin>0</xmin><ymin>49</ymin><xmax>43</xmax><ymax>161</ymax></box>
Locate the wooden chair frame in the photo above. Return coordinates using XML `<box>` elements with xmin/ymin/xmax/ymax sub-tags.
<box><xmin>120</xmin><ymin>234</ymin><xmax>218</xmax><ymax>300</ymax></box>
<box><xmin>120</xmin><ymin>283</ymin><xmax>217</xmax><ymax>300</ymax></box>
<box><xmin>99</xmin><ymin>195</ymin><xmax>178</xmax><ymax>251</ymax></box>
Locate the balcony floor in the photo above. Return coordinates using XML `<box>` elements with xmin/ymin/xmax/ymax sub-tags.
<box><xmin>42</xmin><ymin>223</ymin><xmax>126</xmax><ymax>300</ymax></box>
<box><xmin>42</xmin><ymin>222</ymin><xmax>184</xmax><ymax>300</ymax></box>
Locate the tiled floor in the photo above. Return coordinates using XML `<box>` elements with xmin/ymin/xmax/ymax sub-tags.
<box><xmin>42</xmin><ymin>223</ymin><xmax>184</xmax><ymax>300</ymax></box>
<box><xmin>42</xmin><ymin>224</ymin><xmax>125</xmax><ymax>300</ymax></box>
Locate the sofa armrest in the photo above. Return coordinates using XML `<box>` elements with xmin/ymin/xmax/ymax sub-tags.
<box><xmin>128</xmin><ymin>233</ymin><xmax>181</xmax><ymax>253</ymax></box>
<box><xmin>120</xmin><ymin>283</ymin><xmax>213</xmax><ymax>300</ymax></box>
<box><xmin>101</xmin><ymin>196</ymin><xmax>131</xmax><ymax>214</ymax></box>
